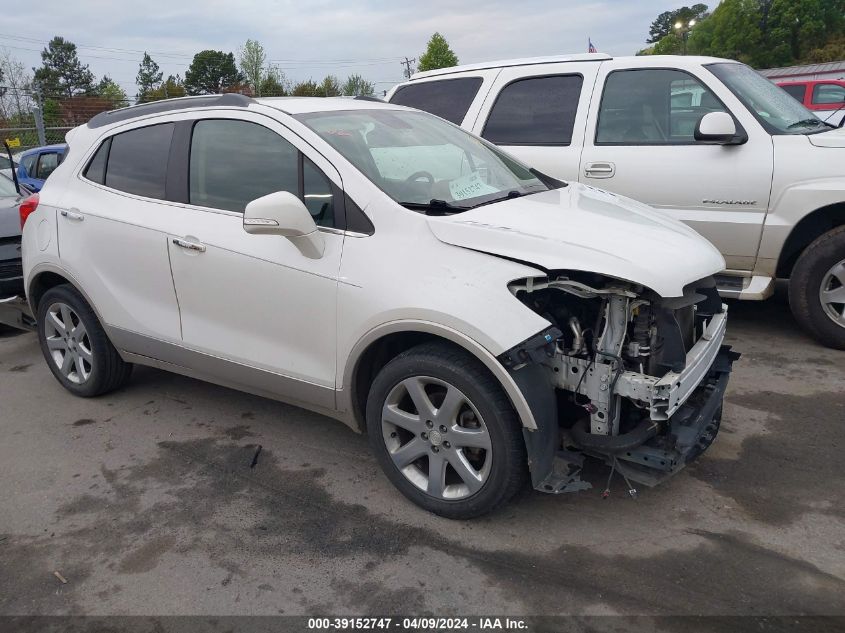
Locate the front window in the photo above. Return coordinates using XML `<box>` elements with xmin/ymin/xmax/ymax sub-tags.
<box><xmin>707</xmin><ymin>63</ymin><xmax>829</xmax><ymax>134</ymax></box>
<box><xmin>296</xmin><ymin>109</ymin><xmax>549</xmax><ymax>212</ymax></box>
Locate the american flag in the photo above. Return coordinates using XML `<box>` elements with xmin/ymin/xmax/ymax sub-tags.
<box><xmin>588</xmin><ymin>39</ymin><xmax>598</xmax><ymax>53</ymax></box>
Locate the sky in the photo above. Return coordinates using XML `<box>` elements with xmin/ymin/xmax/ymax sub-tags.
<box><xmin>1</xmin><ymin>1</ymin><xmax>692</xmax><ymax>97</ymax></box>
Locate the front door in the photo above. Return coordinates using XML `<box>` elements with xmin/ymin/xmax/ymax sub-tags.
<box><xmin>579</xmin><ymin>65</ymin><xmax>774</xmax><ymax>270</ymax></box>
<box><xmin>166</xmin><ymin>115</ymin><xmax>344</xmax><ymax>409</ymax></box>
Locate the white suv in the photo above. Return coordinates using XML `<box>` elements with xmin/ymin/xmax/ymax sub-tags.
<box><xmin>21</xmin><ymin>95</ymin><xmax>737</xmax><ymax>518</ymax></box>
<box><xmin>389</xmin><ymin>54</ymin><xmax>845</xmax><ymax>349</ymax></box>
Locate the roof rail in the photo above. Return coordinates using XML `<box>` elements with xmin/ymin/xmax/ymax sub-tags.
<box><xmin>87</xmin><ymin>93</ymin><xmax>254</xmax><ymax>129</ymax></box>
<box><xmin>353</xmin><ymin>95</ymin><xmax>384</xmax><ymax>102</ymax></box>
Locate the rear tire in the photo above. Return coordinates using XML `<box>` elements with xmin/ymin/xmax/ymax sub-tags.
<box><xmin>366</xmin><ymin>341</ymin><xmax>527</xmax><ymax>519</ymax></box>
<box><xmin>36</xmin><ymin>284</ymin><xmax>133</xmax><ymax>397</ymax></box>
<box><xmin>789</xmin><ymin>226</ymin><xmax>845</xmax><ymax>350</ymax></box>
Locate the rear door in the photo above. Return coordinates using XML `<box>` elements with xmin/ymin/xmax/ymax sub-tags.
<box><xmin>57</xmin><ymin>122</ymin><xmax>183</xmax><ymax>342</ymax></box>
<box><xmin>468</xmin><ymin>62</ymin><xmax>601</xmax><ymax>182</ymax></box>
<box><xmin>578</xmin><ymin>62</ymin><xmax>774</xmax><ymax>270</ymax></box>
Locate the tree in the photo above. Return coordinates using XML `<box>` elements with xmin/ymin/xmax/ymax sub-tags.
<box><xmin>646</xmin><ymin>4</ymin><xmax>709</xmax><ymax>43</ymax></box>
<box><xmin>136</xmin><ymin>52</ymin><xmax>163</xmax><ymax>101</ymax></box>
<box><xmin>184</xmin><ymin>50</ymin><xmax>243</xmax><ymax>95</ymax></box>
<box><xmin>259</xmin><ymin>66</ymin><xmax>288</xmax><ymax>97</ymax></box>
<box><xmin>417</xmin><ymin>32</ymin><xmax>458</xmax><ymax>72</ymax></box>
<box><xmin>239</xmin><ymin>39</ymin><xmax>267</xmax><ymax>97</ymax></box>
<box><xmin>341</xmin><ymin>74</ymin><xmax>375</xmax><ymax>96</ymax></box>
<box><xmin>145</xmin><ymin>74</ymin><xmax>186</xmax><ymax>101</ymax></box>
<box><xmin>317</xmin><ymin>75</ymin><xmax>341</xmax><ymax>97</ymax></box>
<box><xmin>291</xmin><ymin>80</ymin><xmax>319</xmax><ymax>96</ymax></box>
<box><xmin>33</xmin><ymin>36</ymin><xmax>95</xmax><ymax>98</ymax></box>
<box><xmin>96</xmin><ymin>75</ymin><xmax>128</xmax><ymax>106</ymax></box>
<box><xmin>0</xmin><ymin>50</ymin><xmax>34</xmax><ymax>122</ymax></box>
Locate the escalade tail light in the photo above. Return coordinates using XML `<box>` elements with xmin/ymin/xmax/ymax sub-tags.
<box><xmin>19</xmin><ymin>193</ymin><xmax>39</xmax><ymax>229</ymax></box>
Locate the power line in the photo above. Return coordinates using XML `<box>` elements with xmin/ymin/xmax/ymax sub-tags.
<box><xmin>400</xmin><ymin>57</ymin><xmax>416</xmax><ymax>79</ymax></box>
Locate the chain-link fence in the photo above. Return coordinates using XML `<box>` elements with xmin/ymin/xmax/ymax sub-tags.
<box><xmin>1</xmin><ymin>86</ymin><xmax>131</xmax><ymax>155</ymax></box>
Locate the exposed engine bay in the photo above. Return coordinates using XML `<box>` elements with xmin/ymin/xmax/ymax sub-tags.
<box><xmin>499</xmin><ymin>272</ymin><xmax>739</xmax><ymax>494</ymax></box>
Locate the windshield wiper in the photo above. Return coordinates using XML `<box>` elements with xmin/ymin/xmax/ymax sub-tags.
<box><xmin>787</xmin><ymin>118</ymin><xmax>830</xmax><ymax>130</ymax></box>
<box><xmin>400</xmin><ymin>199</ymin><xmax>469</xmax><ymax>215</ymax></box>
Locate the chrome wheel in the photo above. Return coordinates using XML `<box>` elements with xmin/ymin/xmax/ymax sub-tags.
<box><xmin>381</xmin><ymin>376</ymin><xmax>492</xmax><ymax>500</ymax></box>
<box><xmin>819</xmin><ymin>259</ymin><xmax>845</xmax><ymax>328</ymax></box>
<box><xmin>44</xmin><ymin>302</ymin><xmax>93</xmax><ymax>384</ymax></box>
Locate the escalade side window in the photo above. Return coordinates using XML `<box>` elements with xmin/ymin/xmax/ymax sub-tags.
<box><xmin>596</xmin><ymin>69</ymin><xmax>727</xmax><ymax>144</ymax></box>
<box><xmin>482</xmin><ymin>75</ymin><xmax>583</xmax><ymax>145</ymax></box>
<box><xmin>189</xmin><ymin>119</ymin><xmax>336</xmax><ymax>227</ymax></box>
<box><xmin>105</xmin><ymin>123</ymin><xmax>175</xmax><ymax>199</ymax></box>
<box><xmin>390</xmin><ymin>77</ymin><xmax>483</xmax><ymax>125</ymax></box>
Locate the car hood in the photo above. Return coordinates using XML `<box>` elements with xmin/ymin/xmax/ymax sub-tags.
<box><xmin>426</xmin><ymin>183</ymin><xmax>725</xmax><ymax>298</ymax></box>
<box><xmin>808</xmin><ymin>127</ymin><xmax>845</xmax><ymax>148</ymax></box>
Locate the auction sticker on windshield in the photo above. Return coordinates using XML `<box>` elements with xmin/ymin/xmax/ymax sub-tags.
<box><xmin>449</xmin><ymin>171</ymin><xmax>498</xmax><ymax>201</ymax></box>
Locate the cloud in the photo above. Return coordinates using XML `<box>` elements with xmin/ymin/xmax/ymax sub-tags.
<box><xmin>1</xmin><ymin>0</ymin><xmax>673</xmax><ymax>96</ymax></box>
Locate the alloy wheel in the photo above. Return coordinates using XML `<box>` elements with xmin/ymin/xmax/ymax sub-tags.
<box><xmin>43</xmin><ymin>302</ymin><xmax>93</xmax><ymax>384</ymax></box>
<box><xmin>819</xmin><ymin>259</ymin><xmax>845</xmax><ymax>328</ymax></box>
<box><xmin>381</xmin><ymin>376</ymin><xmax>492</xmax><ymax>500</ymax></box>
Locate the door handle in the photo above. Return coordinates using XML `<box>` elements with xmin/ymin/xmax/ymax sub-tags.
<box><xmin>584</xmin><ymin>162</ymin><xmax>616</xmax><ymax>178</ymax></box>
<box><xmin>172</xmin><ymin>237</ymin><xmax>206</xmax><ymax>253</ymax></box>
<box><xmin>60</xmin><ymin>208</ymin><xmax>84</xmax><ymax>221</ymax></box>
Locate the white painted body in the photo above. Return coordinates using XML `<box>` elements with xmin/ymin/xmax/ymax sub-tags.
<box><xmin>22</xmin><ymin>97</ymin><xmax>724</xmax><ymax>431</ymax></box>
<box><xmin>389</xmin><ymin>54</ymin><xmax>845</xmax><ymax>298</ymax></box>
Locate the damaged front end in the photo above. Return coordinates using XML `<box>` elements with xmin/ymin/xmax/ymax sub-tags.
<box><xmin>499</xmin><ymin>272</ymin><xmax>740</xmax><ymax>494</ymax></box>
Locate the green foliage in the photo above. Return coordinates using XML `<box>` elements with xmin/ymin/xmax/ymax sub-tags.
<box><xmin>33</xmin><ymin>36</ymin><xmax>95</xmax><ymax>98</ymax></box>
<box><xmin>291</xmin><ymin>80</ymin><xmax>319</xmax><ymax>96</ymax></box>
<box><xmin>317</xmin><ymin>75</ymin><xmax>341</xmax><ymax>97</ymax></box>
<box><xmin>184</xmin><ymin>50</ymin><xmax>243</xmax><ymax>95</ymax></box>
<box><xmin>96</xmin><ymin>76</ymin><xmax>128</xmax><ymax>106</ymax></box>
<box><xmin>239</xmin><ymin>39</ymin><xmax>266</xmax><ymax>96</ymax></box>
<box><xmin>41</xmin><ymin>98</ymin><xmax>61</xmax><ymax>125</ymax></box>
<box><xmin>687</xmin><ymin>0</ymin><xmax>845</xmax><ymax>67</ymax></box>
<box><xmin>260</xmin><ymin>66</ymin><xmax>288</xmax><ymax>97</ymax></box>
<box><xmin>647</xmin><ymin>4</ymin><xmax>709</xmax><ymax>43</ymax></box>
<box><xmin>136</xmin><ymin>52</ymin><xmax>163</xmax><ymax>101</ymax></box>
<box><xmin>417</xmin><ymin>33</ymin><xmax>458</xmax><ymax>72</ymax></box>
<box><xmin>341</xmin><ymin>74</ymin><xmax>375</xmax><ymax>96</ymax></box>
<box><xmin>144</xmin><ymin>75</ymin><xmax>187</xmax><ymax>102</ymax></box>
<box><xmin>653</xmin><ymin>32</ymin><xmax>685</xmax><ymax>55</ymax></box>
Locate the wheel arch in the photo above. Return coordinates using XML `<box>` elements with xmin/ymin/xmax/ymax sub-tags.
<box><xmin>776</xmin><ymin>202</ymin><xmax>845</xmax><ymax>278</ymax></box>
<box><xmin>342</xmin><ymin>321</ymin><xmax>539</xmax><ymax>434</ymax></box>
<box><xmin>27</xmin><ymin>264</ymin><xmax>102</xmax><ymax>321</ymax></box>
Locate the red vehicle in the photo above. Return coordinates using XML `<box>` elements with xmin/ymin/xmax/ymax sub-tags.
<box><xmin>777</xmin><ymin>79</ymin><xmax>845</xmax><ymax>126</ymax></box>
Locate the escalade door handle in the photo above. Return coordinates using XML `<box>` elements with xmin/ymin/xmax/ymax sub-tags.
<box><xmin>584</xmin><ymin>162</ymin><xmax>616</xmax><ymax>178</ymax></box>
<box><xmin>172</xmin><ymin>237</ymin><xmax>207</xmax><ymax>253</ymax></box>
<box><xmin>60</xmin><ymin>208</ymin><xmax>85</xmax><ymax>221</ymax></box>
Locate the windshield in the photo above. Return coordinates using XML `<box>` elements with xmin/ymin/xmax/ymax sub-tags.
<box><xmin>296</xmin><ymin>109</ymin><xmax>549</xmax><ymax>210</ymax></box>
<box><xmin>707</xmin><ymin>62</ymin><xmax>830</xmax><ymax>135</ymax></box>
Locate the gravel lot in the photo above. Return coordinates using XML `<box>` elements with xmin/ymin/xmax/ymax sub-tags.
<box><xmin>1</xmin><ymin>286</ymin><xmax>843</xmax><ymax>619</ymax></box>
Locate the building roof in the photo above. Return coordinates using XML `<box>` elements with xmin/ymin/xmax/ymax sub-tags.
<box><xmin>759</xmin><ymin>60</ymin><xmax>845</xmax><ymax>78</ymax></box>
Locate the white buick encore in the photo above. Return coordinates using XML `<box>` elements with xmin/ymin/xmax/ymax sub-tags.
<box><xmin>20</xmin><ymin>95</ymin><xmax>739</xmax><ymax>518</ymax></box>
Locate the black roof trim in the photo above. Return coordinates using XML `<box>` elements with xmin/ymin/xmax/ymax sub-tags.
<box><xmin>87</xmin><ymin>93</ymin><xmax>254</xmax><ymax>129</ymax></box>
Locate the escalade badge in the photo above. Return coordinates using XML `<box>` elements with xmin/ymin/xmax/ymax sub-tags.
<box><xmin>703</xmin><ymin>199</ymin><xmax>757</xmax><ymax>205</ymax></box>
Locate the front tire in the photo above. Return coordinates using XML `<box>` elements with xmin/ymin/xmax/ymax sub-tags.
<box><xmin>789</xmin><ymin>226</ymin><xmax>845</xmax><ymax>350</ymax></box>
<box><xmin>37</xmin><ymin>284</ymin><xmax>133</xmax><ymax>397</ymax></box>
<box><xmin>366</xmin><ymin>342</ymin><xmax>527</xmax><ymax>519</ymax></box>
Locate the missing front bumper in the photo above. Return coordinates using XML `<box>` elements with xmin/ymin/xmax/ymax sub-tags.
<box><xmin>591</xmin><ymin>345</ymin><xmax>740</xmax><ymax>487</ymax></box>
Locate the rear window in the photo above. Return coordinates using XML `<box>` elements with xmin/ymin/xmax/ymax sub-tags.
<box><xmin>389</xmin><ymin>77</ymin><xmax>483</xmax><ymax>125</ymax></box>
<box><xmin>482</xmin><ymin>75</ymin><xmax>583</xmax><ymax>145</ymax></box>
<box><xmin>105</xmin><ymin>123</ymin><xmax>174</xmax><ymax>199</ymax></box>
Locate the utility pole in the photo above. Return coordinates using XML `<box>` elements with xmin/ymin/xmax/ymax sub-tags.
<box><xmin>32</xmin><ymin>83</ymin><xmax>47</xmax><ymax>147</ymax></box>
<box><xmin>400</xmin><ymin>57</ymin><xmax>416</xmax><ymax>79</ymax></box>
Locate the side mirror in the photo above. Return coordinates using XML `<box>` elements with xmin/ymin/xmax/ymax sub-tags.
<box><xmin>243</xmin><ymin>191</ymin><xmax>325</xmax><ymax>259</ymax></box>
<box><xmin>694</xmin><ymin>112</ymin><xmax>741</xmax><ymax>144</ymax></box>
